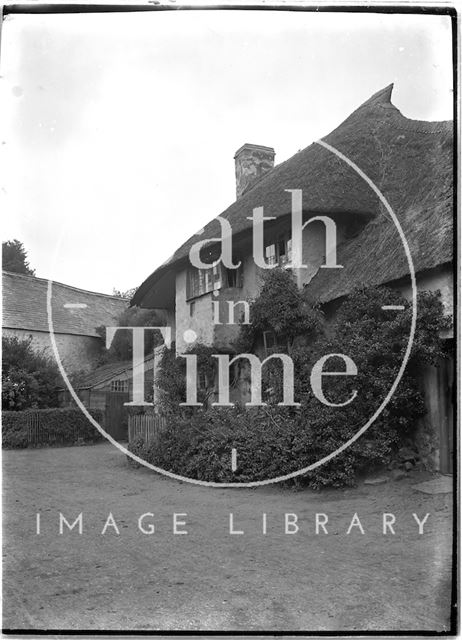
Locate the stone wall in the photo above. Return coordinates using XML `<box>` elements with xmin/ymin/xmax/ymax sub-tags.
<box><xmin>3</xmin><ymin>328</ymin><xmax>103</xmax><ymax>374</ymax></box>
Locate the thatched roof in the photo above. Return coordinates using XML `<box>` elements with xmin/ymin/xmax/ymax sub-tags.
<box><xmin>2</xmin><ymin>271</ymin><xmax>128</xmax><ymax>337</ymax></box>
<box><xmin>132</xmin><ymin>84</ymin><xmax>453</xmax><ymax>308</ymax></box>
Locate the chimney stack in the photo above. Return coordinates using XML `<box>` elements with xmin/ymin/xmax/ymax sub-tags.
<box><xmin>234</xmin><ymin>143</ymin><xmax>275</xmax><ymax>200</ymax></box>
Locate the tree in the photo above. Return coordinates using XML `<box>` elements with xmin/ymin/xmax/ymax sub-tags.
<box><xmin>2</xmin><ymin>239</ymin><xmax>35</xmax><ymax>276</ymax></box>
<box><xmin>112</xmin><ymin>287</ymin><xmax>138</xmax><ymax>300</ymax></box>
<box><xmin>96</xmin><ymin>306</ymin><xmax>166</xmax><ymax>363</ymax></box>
<box><xmin>2</xmin><ymin>336</ymin><xmax>61</xmax><ymax>410</ymax></box>
<box><xmin>234</xmin><ymin>268</ymin><xmax>324</xmax><ymax>352</ymax></box>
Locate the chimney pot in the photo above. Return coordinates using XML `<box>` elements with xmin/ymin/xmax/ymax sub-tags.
<box><xmin>234</xmin><ymin>143</ymin><xmax>275</xmax><ymax>200</ymax></box>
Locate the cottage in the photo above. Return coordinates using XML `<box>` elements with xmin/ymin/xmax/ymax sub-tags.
<box><xmin>132</xmin><ymin>84</ymin><xmax>454</xmax><ymax>472</ymax></box>
<box><xmin>2</xmin><ymin>271</ymin><xmax>128</xmax><ymax>373</ymax></box>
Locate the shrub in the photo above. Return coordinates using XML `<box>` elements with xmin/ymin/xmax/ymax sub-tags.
<box><xmin>1</xmin><ymin>412</ymin><xmax>29</xmax><ymax>448</ymax></box>
<box><xmin>2</xmin><ymin>336</ymin><xmax>61</xmax><ymax>410</ymax></box>
<box><xmin>2</xmin><ymin>408</ymin><xmax>104</xmax><ymax>448</ymax></box>
<box><xmin>132</xmin><ymin>407</ymin><xmax>300</xmax><ymax>483</ymax></box>
<box><xmin>127</xmin><ymin>435</ymin><xmax>159</xmax><ymax>468</ymax></box>
<box><xmin>156</xmin><ymin>343</ymin><xmax>218</xmax><ymax>415</ymax></box>
<box><xmin>235</xmin><ymin>268</ymin><xmax>324</xmax><ymax>352</ymax></box>
<box><xmin>131</xmin><ymin>286</ymin><xmax>451</xmax><ymax>488</ymax></box>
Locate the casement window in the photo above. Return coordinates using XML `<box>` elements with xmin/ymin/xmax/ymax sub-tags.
<box><xmin>198</xmin><ymin>370</ymin><xmax>208</xmax><ymax>390</ymax></box>
<box><xmin>187</xmin><ymin>267</ymin><xmax>212</xmax><ymax>298</ymax></box>
<box><xmin>263</xmin><ymin>330</ymin><xmax>290</xmax><ymax>357</ymax></box>
<box><xmin>110</xmin><ymin>379</ymin><xmax>129</xmax><ymax>392</ymax></box>
<box><xmin>265</xmin><ymin>243</ymin><xmax>277</xmax><ymax>265</ymax></box>
<box><xmin>223</xmin><ymin>265</ymin><xmax>243</xmax><ymax>288</ymax></box>
<box><xmin>265</xmin><ymin>235</ymin><xmax>292</xmax><ymax>267</ymax></box>
<box><xmin>278</xmin><ymin>237</ymin><xmax>292</xmax><ymax>266</ymax></box>
<box><xmin>187</xmin><ymin>263</ymin><xmax>243</xmax><ymax>300</ymax></box>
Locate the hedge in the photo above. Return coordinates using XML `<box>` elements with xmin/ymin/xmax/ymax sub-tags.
<box><xmin>2</xmin><ymin>408</ymin><xmax>104</xmax><ymax>448</ymax></box>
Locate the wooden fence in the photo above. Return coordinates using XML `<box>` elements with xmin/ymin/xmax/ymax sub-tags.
<box><xmin>128</xmin><ymin>414</ymin><xmax>167</xmax><ymax>443</ymax></box>
<box><xmin>18</xmin><ymin>411</ymin><xmax>165</xmax><ymax>446</ymax></box>
<box><xmin>26</xmin><ymin>412</ymin><xmax>80</xmax><ymax>445</ymax></box>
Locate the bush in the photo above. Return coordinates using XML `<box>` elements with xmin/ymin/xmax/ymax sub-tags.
<box><xmin>156</xmin><ymin>343</ymin><xmax>218</xmax><ymax>415</ymax></box>
<box><xmin>2</xmin><ymin>336</ymin><xmax>61</xmax><ymax>410</ymax></box>
<box><xmin>1</xmin><ymin>412</ymin><xmax>29</xmax><ymax>448</ymax></box>
<box><xmin>127</xmin><ymin>435</ymin><xmax>159</xmax><ymax>468</ymax></box>
<box><xmin>130</xmin><ymin>286</ymin><xmax>451</xmax><ymax>488</ymax></box>
<box><xmin>2</xmin><ymin>408</ymin><xmax>104</xmax><ymax>448</ymax></box>
<box><xmin>143</xmin><ymin>407</ymin><xmax>302</xmax><ymax>483</ymax></box>
<box><xmin>128</xmin><ymin>406</ymin><xmax>400</xmax><ymax>486</ymax></box>
<box><xmin>235</xmin><ymin>268</ymin><xmax>324</xmax><ymax>352</ymax></box>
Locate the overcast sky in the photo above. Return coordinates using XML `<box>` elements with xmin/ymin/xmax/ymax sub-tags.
<box><xmin>1</xmin><ymin>9</ymin><xmax>453</xmax><ymax>295</ymax></box>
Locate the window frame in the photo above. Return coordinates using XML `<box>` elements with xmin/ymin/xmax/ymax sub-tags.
<box><xmin>265</xmin><ymin>233</ymin><xmax>292</xmax><ymax>268</ymax></box>
<box><xmin>186</xmin><ymin>262</ymin><xmax>243</xmax><ymax>301</ymax></box>
<box><xmin>110</xmin><ymin>379</ymin><xmax>129</xmax><ymax>393</ymax></box>
<box><xmin>263</xmin><ymin>330</ymin><xmax>290</xmax><ymax>357</ymax></box>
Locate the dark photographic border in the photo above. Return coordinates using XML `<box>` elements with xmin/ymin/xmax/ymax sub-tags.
<box><xmin>1</xmin><ymin>2</ymin><xmax>458</xmax><ymax>636</ymax></box>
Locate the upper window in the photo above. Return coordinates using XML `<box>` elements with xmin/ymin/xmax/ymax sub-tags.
<box><xmin>265</xmin><ymin>235</ymin><xmax>292</xmax><ymax>267</ymax></box>
<box><xmin>187</xmin><ymin>262</ymin><xmax>242</xmax><ymax>300</ymax></box>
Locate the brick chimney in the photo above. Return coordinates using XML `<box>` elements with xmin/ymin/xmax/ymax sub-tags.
<box><xmin>234</xmin><ymin>143</ymin><xmax>275</xmax><ymax>200</ymax></box>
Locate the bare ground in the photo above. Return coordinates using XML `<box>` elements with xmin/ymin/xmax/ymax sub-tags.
<box><xmin>2</xmin><ymin>443</ymin><xmax>454</xmax><ymax>632</ymax></box>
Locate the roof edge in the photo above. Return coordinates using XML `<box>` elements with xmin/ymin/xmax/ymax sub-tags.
<box><xmin>132</xmin><ymin>83</ymin><xmax>453</xmax><ymax>309</ymax></box>
<box><xmin>2</xmin><ymin>270</ymin><xmax>129</xmax><ymax>301</ymax></box>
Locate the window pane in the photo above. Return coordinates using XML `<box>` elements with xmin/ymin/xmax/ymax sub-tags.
<box><xmin>188</xmin><ymin>266</ymin><xmax>224</xmax><ymax>297</ymax></box>
<box><xmin>265</xmin><ymin>244</ymin><xmax>276</xmax><ymax>265</ymax></box>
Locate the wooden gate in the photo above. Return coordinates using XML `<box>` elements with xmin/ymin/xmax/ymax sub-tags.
<box><xmin>438</xmin><ymin>355</ymin><xmax>454</xmax><ymax>475</ymax></box>
<box><xmin>128</xmin><ymin>414</ymin><xmax>167</xmax><ymax>443</ymax></box>
<box><xmin>105</xmin><ymin>392</ymin><xmax>129</xmax><ymax>441</ymax></box>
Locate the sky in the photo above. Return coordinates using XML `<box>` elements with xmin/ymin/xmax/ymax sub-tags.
<box><xmin>1</xmin><ymin>9</ymin><xmax>453</xmax><ymax>295</ymax></box>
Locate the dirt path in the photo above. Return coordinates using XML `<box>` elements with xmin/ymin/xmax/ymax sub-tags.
<box><xmin>2</xmin><ymin>443</ymin><xmax>454</xmax><ymax>632</ymax></box>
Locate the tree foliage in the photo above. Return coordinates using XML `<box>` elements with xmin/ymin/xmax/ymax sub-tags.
<box><xmin>156</xmin><ymin>343</ymin><xmax>218</xmax><ymax>415</ymax></box>
<box><xmin>2</xmin><ymin>239</ymin><xmax>35</xmax><ymax>276</ymax></box>
<box><xmin>2</xmin><ymin>336</ymin><xmax>61</xmax><ymax>410</ymax></box>
<box><xmin>112</xmin><ymin>286</ymin><xmax>138</xmax><ymax>300</ymax></box>
<box><xmin>96</xmin><ymin>307</ymin><xmax>164</xmax><ymax>363</ymax></box>
<box><xmin>235</xmin><ymin>268</ymin><xmax>324</xmax><ymax>351</ymax></box>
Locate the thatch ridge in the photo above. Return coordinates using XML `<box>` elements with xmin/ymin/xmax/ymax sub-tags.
<box><xmin>132</xmin><ymin>84</ymin><xmax>453</xmax><ymax>308</ymax></box>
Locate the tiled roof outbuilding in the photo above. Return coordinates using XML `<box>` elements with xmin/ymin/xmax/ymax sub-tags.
<box><xmin>2</xmin><ymin>271</ymin><xmax>128</xmax><ymax>337</ymax></box>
